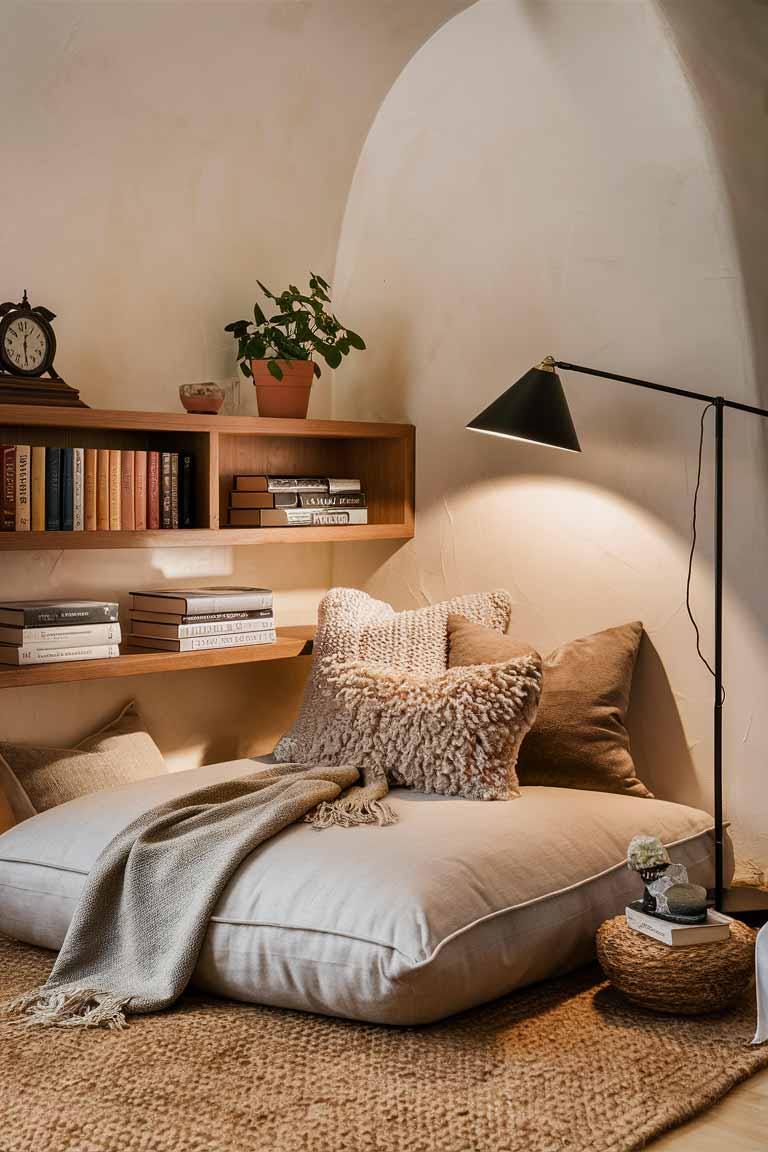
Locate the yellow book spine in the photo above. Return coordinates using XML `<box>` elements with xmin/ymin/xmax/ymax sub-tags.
<box><xmin>109</xmin><ymin>450</ymin><xmax>121</xmax><ymax>530</ymax></box>
<box><xmin>31</xmin><ymin>446</ymin><xmax>46</xmax><ymax>531</ymax></box>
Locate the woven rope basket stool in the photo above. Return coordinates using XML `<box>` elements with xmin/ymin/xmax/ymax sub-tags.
<box><xmin>596</xmin><ymin>914</ymin><xmax>755</xmax><ymax>1015</ymax></box>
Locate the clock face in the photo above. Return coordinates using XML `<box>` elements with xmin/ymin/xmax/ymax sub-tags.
<box><xmin>3</xmin><ymin>315</ymin><xmax>50</xmax><ymax>375</ymax></box>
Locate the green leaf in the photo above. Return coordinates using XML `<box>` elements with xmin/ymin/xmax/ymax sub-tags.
<box><xmin>267</xmin><ymin>359</ymin><xmax>284</xmax><ymax>380</ymax></box>
<box><xmin>257</xmin><ymin>280</ymin><xmax>277</xmax><ymax>302</ymax></box>
<box><xmin>253</xmin><ymin>302</ymin><xmax>267</xmax><ymax>326</ymax></box>
<box><xmin>225</xmin><ymin>320</ymin><xmax>250</xmax><ymax>334</ymax></box>
<box><xmin>313</xmin><ymin>362</ymin><xmax>322</xmax><ymax>378</ymax></box>
<box><xmin>240</xmin><ymin>361</ymin><xmax>252</xmax><ymax>378</ymax></box>
<box><xmin>345</xmin><ymin>329</ymin><xmax>366</xmax><ymax>350</ymax></box>
<box><xmin>323</xmin><ymin>345</ymin><xmax>343</xmax><ymax>369</ymax></box>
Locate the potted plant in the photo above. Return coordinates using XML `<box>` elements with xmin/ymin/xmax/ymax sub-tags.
<box><xmin>225</xmin><ymin>274</ymin><xmax>366</xmax><ymax>418</ymax></box>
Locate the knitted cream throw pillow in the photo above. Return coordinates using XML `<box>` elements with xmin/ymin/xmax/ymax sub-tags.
<box><xmin>303</xmin><ymin>653</ymin><xmax>541</xmax><ymax>800</ymax></box>
<box><xmin>274</xmin><ymin>587</ymin><xmax>513</xmax><ymax>763</ymax></box>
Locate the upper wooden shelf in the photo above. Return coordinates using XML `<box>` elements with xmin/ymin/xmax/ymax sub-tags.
<box><xmin>0</xmin><ymin>405</ymin><xmax>415</xmax><ymax>549</ymax></box>
<box><xmin>0</xmin><ymin>625</ymin><xmax>315</xmax><ymax>690</ymax></box>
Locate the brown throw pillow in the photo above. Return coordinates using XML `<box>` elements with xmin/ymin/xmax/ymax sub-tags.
<box><xmin>0</xmin><ymin>701</ymin><xmax>167</xmax><ymax>817</ymax></box>
<box><xmin>0</xmin><ymin>786</ymin><xmax>14</xmax><ymax>835</ymax></box>
<box><xmin>305</xmin><ymin>651</ymin><xmax>542</xmax><ymax>800</ymax></box>
<box><xmin>449</xmin><ymin>618</ymin><xmax>651</xmax><ymax>798</ymax></box>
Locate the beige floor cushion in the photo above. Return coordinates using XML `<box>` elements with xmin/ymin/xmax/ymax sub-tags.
<box><xmin>0</xmin><ymin>758</ymin><xmax>717</xmax><ymax>1025</ymax></box>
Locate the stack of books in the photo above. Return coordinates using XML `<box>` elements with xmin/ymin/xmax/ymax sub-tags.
<box><xmin>625</xmin><ymin>903</ymin><xmax>732</xmax><ymax>947</ymax></box>
<box><xmin>127</xmin><ymin>587</ymin><xmax>275</xmax><ymax>652</ymax></box>
<box><xmin>226</xmin><ymin>476</ymin><xmax>368</xmax><ymax>528</ymax></box>
<box><xmin>0</xmin><ymin>445</ymin><xmax>194</xmax><ymax>532</ymax></box>
<box><xmin>0</xmin><ymin>600</ymin><xmax>121</xmax><ymax>666</ymax></box>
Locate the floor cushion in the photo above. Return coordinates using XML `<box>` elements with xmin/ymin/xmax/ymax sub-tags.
<box><xmin>0</xmin><ymin>758</ymin><xmax>718</xmax><ymax>1025</ymax></box>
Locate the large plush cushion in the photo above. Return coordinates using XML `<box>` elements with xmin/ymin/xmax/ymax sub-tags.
<box><xmin>303</xmin><ymin>651</ymin><xmax>541</xmax><ymax>799</ymax></box>
<box><xmin>0</xmin><ymin>757</ymin><xmax>717</xmax><ymax>1025</ymax></box>
<box><xmin>450</xmin><ymin>619</ymin><xmax>650</xmax><ymax>798</ymax></box>
<box><xmin>0</xmin><ymin>788</ymin><xmax>14</xmax><ymax>835</ymax></box>
<box><xmin>0</xmin><ymin>701</ymin><xmax>166</xmax><ymax>817</ymax></box>
<box><xmin>274</xmin><ymin>587</ymin><xmax>512</xmax><ymax>762</ymax></box>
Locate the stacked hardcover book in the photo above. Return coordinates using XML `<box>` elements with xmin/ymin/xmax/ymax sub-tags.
<box><xmin>226</xmin><ymin>476</ymin><xmax>368</xmax><ymax>528</ymax></box>
<box><xmin>127</xmin><ymin>587</ymin><xmax>275</xmax><ymax>652</ymax></box>
<box><xmin>0</xmin><ymin>600</ymin><xmax>121</xmax><ymax>665</ymax></box>
<box><xmin>0</xmin><ymin>445</ymin><xmax>194</xmax><ymax>532</ymax></box>
<box><xmin>625</xmin><ymin>903</ymin><xmax>732</xmax><ymax>947</ymax></box>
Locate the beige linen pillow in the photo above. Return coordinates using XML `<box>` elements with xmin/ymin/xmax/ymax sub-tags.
<box><xmin>303</xmin><ymin>650</ymin><xmax>541</xmax><ymax>800</ymax></box>
<box><xmin>449</xmin><ymin>617</ymin><xmax>650</xmax><ymax>798</ymax></box>
<box><xmin>0</xmin><ymin>701</ymin><xmax>167</xmax><ymax>817</ymax></box>
<box><xmin>274</xmin><ymin>587</ymin><xmax>513</xmax><ymax>762</ymax></box>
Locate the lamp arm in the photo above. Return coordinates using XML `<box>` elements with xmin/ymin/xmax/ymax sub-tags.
<box><xmin>554</xmin><ymin>360</ymin><xmax>768</xmax><ymax>419</ymax></box>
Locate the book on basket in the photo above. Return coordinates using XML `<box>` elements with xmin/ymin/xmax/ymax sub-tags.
<box><xmin>128</xmin><ymin>629</ymin><xmax>277</xmax><ymax>653</ymax></box>
<box><xmin>0</xmin><ymin>643</ymin><xmax>121</xmax><ymax>666</ymax></box>
<box><xmin>130</xmin><ymin>587</ymin><xmax>273</xmax><ymax>615</ymax></box>
<box><xmin>625</xmin><ymin>904</ymin><xmax>731</xmax><ymax>946</ymax></box>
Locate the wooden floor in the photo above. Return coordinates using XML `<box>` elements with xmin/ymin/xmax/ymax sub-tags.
<box><xmin>651</xmin><ymin>1068</ymin><xmax>768</xmax><ymax>1149</ymax></box>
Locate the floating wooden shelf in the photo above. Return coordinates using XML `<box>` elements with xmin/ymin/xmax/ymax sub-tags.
<box><xmin>0</xmin><ymin>406</ymin><xmax>415</xmax><ymax>549</ymax></box>
<box><xmin>0</xmin><ymin>625</ymin><xmax>315</xmax><ymax>690</ymax></box>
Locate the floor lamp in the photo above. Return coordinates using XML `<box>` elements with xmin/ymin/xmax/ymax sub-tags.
<box><xmin>467</xmin><ymin>355</ymin><xmax>768</xmax><ymax>912</ymax></box>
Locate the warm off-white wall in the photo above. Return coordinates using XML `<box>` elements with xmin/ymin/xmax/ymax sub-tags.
<box><xmin>331</xmin><ymin>0</ymin><xmax>768</xmax><ymax>875</ymax></box>
<box><xmin>0</xmin><ymin>0</ymin><xmax>465</xmax><ymax>767</ymax></box>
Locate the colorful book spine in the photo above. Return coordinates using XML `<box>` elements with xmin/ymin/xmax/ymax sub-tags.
<box><xmin>160</xmin><ymin>452</ymin><xmax>172</xmax><ymax>529</ymax></box>
<box><xmin>44</xmin><ymin>448</ymin><xmax>61</xmax><ymax>531</ymax></box>
<box><xmin>96</xmin><ymin>450</ymin><xmax>110</xmax><ymax>531</ymax></box>
<box><xmin>134</xmin><ymin>450</ymin><xmax>147</xmax><ymax>531</ymax></box>
<box><xmin>14</xmin><ymin>446</ymin><xmax>30</xmax><ymax>532</ymax></box>
<box><xmin>84</xmin><ymin>449</ymin><xmax>97</xmax><ymax>531</ymax></box>
<box><xmin>31</xmin><ymin>447</ymin><xmax>46</xmax><ymax>531</ymax></box>
<box><xmin>2</xmin><ymin>446</ymin><xmax>16</xmax><ymax>530</ymax></box>
<box><xmin>170</xmin><ymin>453</ymin><xmax>179</xmax><ymax>529</ymax></box>
<box><xmin>147</xmin><ymin>451</ymin><xmax>160</xmax><ymax>530</ymax></box>
<box><xmin>73</xmin><ymin>447</ymin><xmax>84</xmax><ymax>531</ymax></box>
<box><xmin>121</xmin><ymin>450</ymin><xmax>135</xmax><ymax>531</ymax></box>
<box><xmin>179</xmin><ymin>453</ymin><xmax>193</xmax><ymax>528</ymax></box>
<box><xmin>61</xmin><ymin>448</ymin><xmax>74</xmax><ymax>531</ymax></box>
<box><xmin>109</xmin><ymin>450</ymin><xmax>121</xmax><ymax>530</ymax></box>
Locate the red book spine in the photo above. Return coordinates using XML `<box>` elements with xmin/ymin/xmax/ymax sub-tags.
<box><xmin>147</xmin><ymin>451</ymin><xmax>160</xmax><ymax>530</ymax></box>
<box><xmin>2</xmin><ymin>445</ymin><xmax>16</xmax><ymax>530</ymax></box>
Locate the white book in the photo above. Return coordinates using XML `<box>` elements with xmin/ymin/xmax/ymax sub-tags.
<box><xmin>128</xmin><ymin>629</ymin><xmax>277</xmax><ymax>653</ymax></box>
<box><xmin>129</xmin><ymin>617</ymin><xmax>274</xmax><ymax>640</ymax></box>
<box><xmin>259</xmin><ymin>508</ymin><xmax>368</xmax><ymax>527</ymax></box>
<box><xmin>0</xmin><ymin>622</ymin><xmax>121</xmax><ymax>647</ymax></box>
<box><xmin>73</xmin><ymin>447</ymin><xmax>85</xmax><ymax>530</ymax></box>
<box><xmin>0</xmin><ymin>643</ymin><xmax>120</xmax><ymax>666</ymax></box>
<box><xmin>625</xmin><ymin>905</ymin><xmax>731</xmax><ymax>947</ymax></box>
<box><xmin>14</xmin><ymin>445</ymin><xmax>30</xmax><ymax>532</ymax></box>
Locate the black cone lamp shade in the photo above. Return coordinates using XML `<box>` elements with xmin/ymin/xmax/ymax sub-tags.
<box><xmin>466</xmin><ymin>356</ymin><xmax>581</xmax><ymax>453</ymax></box>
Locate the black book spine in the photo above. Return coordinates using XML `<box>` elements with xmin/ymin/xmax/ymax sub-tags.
<box><xmin>61</xmin><ymin>448</ymin><xmax>74</xmax><ymax>531</ymax></box>
<box><xmin>180</xmin><ymin>453</ymin><xmax>193</xmax><ymax>528</ymax></box>
<box><xmin>45</xmin><ymin>448</ymin><xmax>62</xmax><ymax>531</ymax></box>
<box><xmin>19</xmin><ymin>604</ymin><xmax>120</xmax><ymax>626</ymax></box>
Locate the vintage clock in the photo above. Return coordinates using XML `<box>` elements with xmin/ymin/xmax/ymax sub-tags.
<box><xmin>0</xmin><ymin>291</ymin><xmax>85</xmax><ymax>407</ymax></box>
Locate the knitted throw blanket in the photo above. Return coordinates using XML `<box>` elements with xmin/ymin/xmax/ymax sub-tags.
<box><xmin>3</xmin><ymin>761</ymin><xmax>394</xmax><ymax>1031</ymax></box>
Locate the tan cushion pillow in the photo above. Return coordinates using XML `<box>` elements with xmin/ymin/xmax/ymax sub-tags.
<box><xmin>449</xmin><ymin>618</ymin><xmax>650</xmax><ymax>798</ymax></box>
<box><xmin>0</xmin><ymin>786</ymin><xmax>14</xmax><ymax>834</ymax></box>
<box><xmin>305</xmin><ymin>651</ymin><xmax>541</xmax><ymax>800</ymax></box>
<box><xmin>0</xmin><ymin>701</ymin><xmax>167</xmax><ymax>816</ymax></box>
<box><xmin>274</xmin><ymin>587</ymin><xmax>513</xmax><ymax>762</ymax></box>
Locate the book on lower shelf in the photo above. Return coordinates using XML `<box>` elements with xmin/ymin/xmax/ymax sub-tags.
<box><xmin>127</xmin><ymin>587</ymin><xmax>276</xmax><ymax>652</ymax></box>
<box><xmin>0</xmin><ymin>446</ymin><xmax>195</xmax><ymax>533</ymax></box>
<box><xmin>127</xmin><ymin>629</ymin><xmax>277</xmax><ymax>653</ymax></box>
<box><xmin>625</xmin><ymin>904</ymin><xmax>732</xmax><ymax>947</ymax></box>
<box><xmin>130</xmin><ymin>587</ymin><xmax>273</xmax><ymax>615</ymax></box>
<box><xmin>0</xmin><ymin>599</ymin><xmax>122</xmax><ymax>665</ymax></box>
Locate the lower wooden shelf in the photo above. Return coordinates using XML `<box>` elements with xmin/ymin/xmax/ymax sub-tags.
<box><xmin>0</xmin><ymin>625</ymin><xmax>315</xmax><ymax>690</ymax></box>
<box><xmin>0</xmin><ymin>524</ymin><xmax>412</xmax><ymax>549</ymax></box>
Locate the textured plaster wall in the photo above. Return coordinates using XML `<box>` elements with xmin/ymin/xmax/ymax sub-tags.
<box><xmin>0</xmin><ymin>0</ymin><xmax>466</xmax><ymax>768</ymax></box>
<box><xmin>331</xmin><ymin>0</ymin><xmax>768</xmax><ymax>875</ymax></box>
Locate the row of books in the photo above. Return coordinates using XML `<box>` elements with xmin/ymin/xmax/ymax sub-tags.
<box><xmin>226</xmin><ymin>475</ymin><xmax>369</xmax><ymax>528</ymax></box>
<box><xmin>0</xmin><ymin>589</ymin><xmax>278</xmax><ymax>664</ymax></box>
<box><xmin>128</xmin><ymin>587</ymin><xmax>276</xmax><ymax>652</ymax></box>
<box><xmin>1</xmin><ymin>446</ymin><xmax>194</xmax><ymax>532</ymax></box>
<box><xmin>0</xmin><ymin>600</ymin><xmax>120</xmax><ymax>665</ymax></box>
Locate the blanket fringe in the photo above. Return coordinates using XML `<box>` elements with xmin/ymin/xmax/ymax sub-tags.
<box><xmin>1</xmin><ymin>986</ymin><xmax>130</xmax><ymax>1030</ymax></box>
<box><xmin>305</xmin><ymin>797</ymin><xmax>398</xmax><ymax>830</ymax></box>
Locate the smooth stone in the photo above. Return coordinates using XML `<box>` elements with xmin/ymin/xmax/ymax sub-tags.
<box><xmin>666</xmin><ymin>882</ymin><xmax>708</xmax><ymax>916</ymax></box>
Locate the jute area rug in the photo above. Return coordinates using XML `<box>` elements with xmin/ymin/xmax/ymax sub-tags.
<box><xmin>2</xmin><ymin>933</ymin><xmax>767</xmax><ymax>1152</ymax></box>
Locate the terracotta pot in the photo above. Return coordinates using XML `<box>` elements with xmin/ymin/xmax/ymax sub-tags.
<box><xmin>251</xmin><ymin>359</ymin><xmax>314</xmax><ymax>419</ymax></box>
<box><xmin>179</xmin><ymin>382</ymin><xmax>225</xmax><ymax>415</ymax></box>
